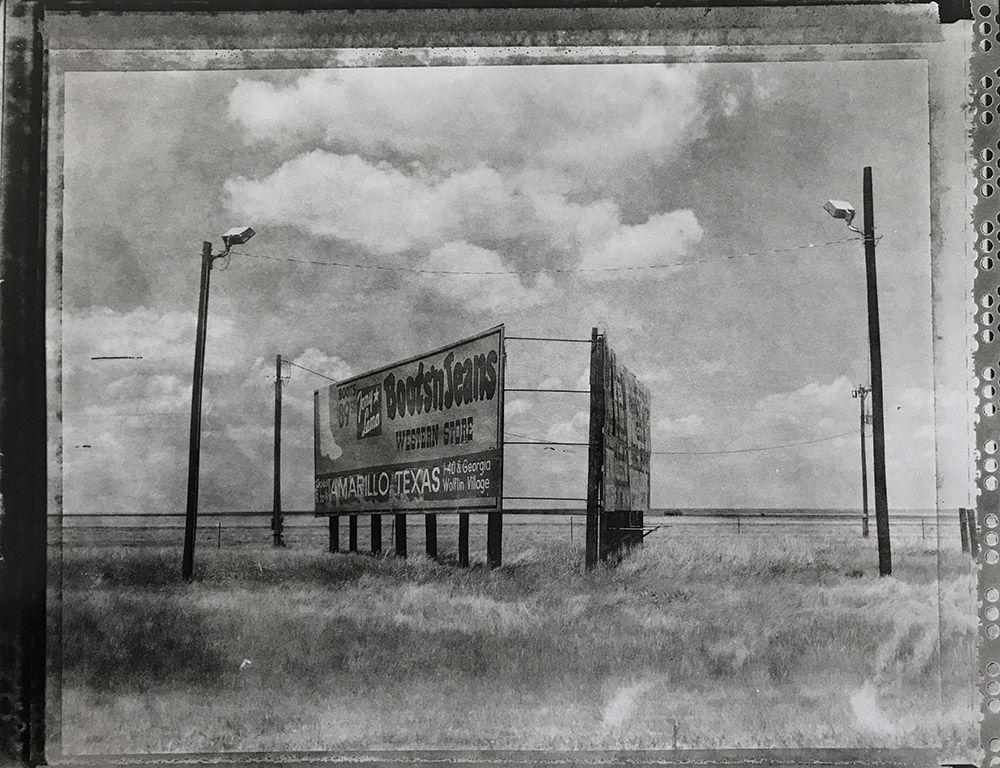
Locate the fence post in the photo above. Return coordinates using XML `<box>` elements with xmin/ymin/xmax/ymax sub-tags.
<box><xmin>960</xmin><ymin>508</ymin><xmax>970</xmax><ymax>553</ymax></box>
<box><xmin>217</xmin><ymin>521</ymin><xmax>221</xmax><ymax>549</ymax></box>
<box><xmin>459</xmin><ymin>512</ymin><xmax>470</xmax><ymax>567</ymax></box>
<box><xmin>969</xmin><ymin>509</ymin><xmax>980</xmax><ymax>558</ymax></box>
<box><xmin>425</xmin><ymin>514</ymin><xmax>437</xmax><ymax>560</ymax></box>
<box><xmin>395</xmin><ymin>513</ymin><xmax>407</xmax><ymax>558</ymax></box>
<box><xmin>329</xmin><ymin>515</ymin><xmax>339</xmax><ymax>553</ymax></box>
<box><xmin>487</xmin><ymin>511</ymin><xmax>502</xmax><ymax>568</ymax></box>
<box><xmin>371</xmin><ymin>514</ymin><xmax>382</xmax><ymax>555</ymax></box>
<box><xmin>736</xmin><ymin>516</ymin><xmax>741</xmax><ymax>537</ymax></box>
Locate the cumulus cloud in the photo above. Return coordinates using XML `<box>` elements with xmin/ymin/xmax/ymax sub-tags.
<box><xmin>418</xmin><ymin>241</ymin><xmax>555</xmax><ymax>311</ymax></box>
<box><xmin>546</xmin><ymin>410</ymin><xmax>590</xmax><ymax>443</ymax></box>
<box><xmin>656</xmin><ymin>414</ymin><xmax>705</xmax><ymax>439</ymax></box>
<box><xmin>578</xmin><ymin>209</ymin><xmax>704</xmax><ymax>276</ymax></box>
<box><xmin>226</xmin><ymin>65</ymin><xmax>707</xmax><ymax>187</ymax></box>
<box><xmin>225</xmin><ymin>151</ymin><xmax>702</xmax><ymax>278</ymax></box>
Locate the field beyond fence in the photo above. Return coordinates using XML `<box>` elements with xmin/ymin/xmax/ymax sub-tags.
<box><xmin>53</xmin><ymin>514</ymin><xmax>979</xmax><ymax>756</ymax></box>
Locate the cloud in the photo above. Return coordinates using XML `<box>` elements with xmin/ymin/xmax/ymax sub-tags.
<box><xmin>655</xmin><ymin>414</ymin><xmax>705</xmax><ymax>439</ymax></box>
<box><xmin>504</xmin><ymin>398</ymin><xmax>531</xmax><ymax>418</ymax></box>
<box><xmin>225</xmin><ymin>151</ymin><xmax>702</xmax><ymax>280</ymax></box>
<box><xmin>546</xmin><ymin>410</ymin><xmax>590</xmax><ymax>443</ymax></box>
<box><xmin>226</xmin><ymin>65</ymin><xmax>707</xmax><ymax>188</ymax></box>
<box><xmin>578</xmin><ymin>209</ymin><xmax>704</xmax><ymax>277</ymax></box>
<box><xmin>417</xmin><ymin>241</ymin><xmax>555</xmax><ymax>311</ymax></box>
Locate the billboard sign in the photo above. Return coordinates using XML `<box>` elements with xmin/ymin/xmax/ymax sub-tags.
<box><xmin>315</xmin><ymin>326</ymin><xmax>504</xmax><ymax>513</ymax></box>
<box><xmin>586</xmin><ymin>331</ymin><xmax>651</xmax><ymax>566</ymax></box>
<box><xmin>602</xmin><ymin>344</ymin><xmax>652</xmax><ymax>516</ymax></box>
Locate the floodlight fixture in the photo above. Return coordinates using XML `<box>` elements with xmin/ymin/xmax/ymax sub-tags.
<box><xmin>222</xmin><ymin>226</ymin><xmax>255</xmax><ymax>250</ymax></box>
<box><xmin>823</xmin><ymin>200</ymin><xmax>862</xmax><ymax>233</ymax></box>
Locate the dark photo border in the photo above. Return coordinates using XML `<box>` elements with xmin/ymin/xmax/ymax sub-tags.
<box><xmin>1</xmin><ymin>2</ymin><xmax>988</xmax><ymax>767</ymax></box>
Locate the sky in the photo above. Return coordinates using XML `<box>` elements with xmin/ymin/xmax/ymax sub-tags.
<box><xmin>54</xmin><ymin>56</ymin><xmax>969</xmax><ymax>516</ymax></box>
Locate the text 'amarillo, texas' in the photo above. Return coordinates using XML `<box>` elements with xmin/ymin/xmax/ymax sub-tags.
<box><xmin>314</xmin><ymin>327</ymin><xmax>504</xmax><ymax>513</ymax></box>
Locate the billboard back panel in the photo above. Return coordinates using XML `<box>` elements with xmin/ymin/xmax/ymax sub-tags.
<box><xmin>315</xmin><ymin>327</ymin><xmax>504</xmax><ymax>513</ymax></box>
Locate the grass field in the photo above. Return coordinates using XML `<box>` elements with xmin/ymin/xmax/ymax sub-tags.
<box><xmin>56</xmin><ymin>529</ymin><xmax>979</xmax><ymax>756</ymax></box>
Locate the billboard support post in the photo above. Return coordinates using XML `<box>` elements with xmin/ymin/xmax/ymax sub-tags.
<box><xmin>425</xmin><ymin>514</ymin><xmax>437</xmax><ymax>560</ymax></box>
<box><xmin>486</xmin><ymin>340</ymin><xmax>507</xmax><ymax>568</ymax></box>
<box><xmin>395</xmin><ymin>514</ymin><xmax>407</xmax><ymax>558</ymax></box>
<box><xmin>459</xmin><ymin>513</ymin><xmax>470</xmax><ymax>567</ymax></box>
<box><xmin>329</xmin><ymin>515</ymin><xmax>339</xmax><ymax>553</ymax></box>
<box><xmin>349</xmin><ymin>516</ymin><xmax>358</xmax><ymax>552</ymax></box>
<box><xmin>586</xmin><ymin>328</ymin><xmax>604</xmax><ymax>569</ymax></box>
<box><xmin>371</xmin><ymin>515</ymin><xmax>381</xmax><ymax>554</ymax></box>
<box><xmin>487</xmin><ymin>512</ymin><xmax>502</xmax><ymax>568</ymax></box>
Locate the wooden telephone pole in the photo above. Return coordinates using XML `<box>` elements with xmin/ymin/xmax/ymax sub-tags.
<box><xmin>862</xmin><ymin>168</ymin><xmax>891</xmax><ymax>576</ymax></box>
<box><xmin>852</xmin><ymin>385</ymin><xmax>870</xmax><ymax>538</ymax></box>
<box><xmin>273</xmin><ymin>354</ymin><xmax>285</xmax><ymax>547</ymax></box>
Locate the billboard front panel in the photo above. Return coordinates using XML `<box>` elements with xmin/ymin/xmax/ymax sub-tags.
<box><xmin>315</xmin><ymin>327</ymin><xmax>504</xmax><ymax>513</ymax></box>
<box><xmin>603</xmin><ymin>345</ymin><xmax>652</xmax><ymax>515</ymax></box>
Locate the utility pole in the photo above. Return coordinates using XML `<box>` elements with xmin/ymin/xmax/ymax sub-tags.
<box><xmin>852</xmin><ymin>385</ymin><xmax>871</xmax><ymax>538</ymax></box>
<box><xmin>273</xmin><ymin>354</ymin><xmax>285</xmax><ymax>547</ymax></box>
<box><xmin>181</xmin><ymin>227</ymin><xmax>254</xmax><ymax>581</ymax></box>
<box><xmin>862</xmin><ymin>167</ymin><xmax>891</xmax><ymax>577</ymax></box>
<box><xmin>182</xmin><ymin>242</ymin><xmax>215</xmax><ymax>581</ymax></box>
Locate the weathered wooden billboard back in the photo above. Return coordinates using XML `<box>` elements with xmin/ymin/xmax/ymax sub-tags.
<box><xmin>586</xmin><ymin>329</ymin><xmax>652</xmax><ymax>567</ymax></box>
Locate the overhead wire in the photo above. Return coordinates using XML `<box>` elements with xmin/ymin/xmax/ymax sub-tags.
<box><xmin>504</xmin><ymin>428</ymin><xmax>856</xmax><ymax>455</ymax></box>
<box><xmin>235</xmin><ymin>237</ymin><xmax>861</xmax><ymax>276</ymax></box>
<box><xmin>286</xmin><ymin>360</ymin><xmax>338</xmax><ymax>383</ymax></box>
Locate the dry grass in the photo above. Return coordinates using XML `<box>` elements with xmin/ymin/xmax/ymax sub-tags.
<box><xmin>57</xmin><ymin>535</ymin><xmax>978</xmax><ymax>756</ymax></box>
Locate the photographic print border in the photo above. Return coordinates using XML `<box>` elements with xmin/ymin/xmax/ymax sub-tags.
<box><xmin>1</xmin><ymin>1</ymin><xmax>986</xmax><ymax>766</ymax></box>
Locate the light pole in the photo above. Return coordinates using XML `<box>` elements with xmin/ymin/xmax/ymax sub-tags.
<box><xmin>182</xmin><ymin>226</ymin><xmax>256</xmax><ymax>581</ymax></box>
<box><xmin>273</xmin><ymin>353</ymin><xmax>286</xmax><ymax>548</ymax></box>
<box><xmin>825</xmin><ymin>166</ymin><xmax>891</xmax><ymax>576</ymax></box>
<box><xmin>851</xmin><ymin>384</ymin><xmax>870</xmax><ymax>538</ymax></box>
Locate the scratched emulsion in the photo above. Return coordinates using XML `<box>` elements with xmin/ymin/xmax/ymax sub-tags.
<box><xmin>38</xmin><ymin>3</ymin><xmax>978</xmax><ymax>763</ymax></box>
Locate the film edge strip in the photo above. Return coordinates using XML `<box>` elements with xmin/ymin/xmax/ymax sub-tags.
<box><xmin>975</xmin><ymin>1</ymin><xmax>1000</xmax><ymax>763</ymax></box>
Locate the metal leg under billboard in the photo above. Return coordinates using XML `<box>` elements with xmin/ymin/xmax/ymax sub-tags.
<box><xmin>395</xmin><ymin>514</ymin><xmax>407</xmax><ymax>558</ymax></box>
<box><xmin>458</xmin><ymin>513</ymin><xmax>470</xmax><ymax>567</ymax></box>
<box><xmin>371</xmin><ymin>514</ymin><xmax>382</xmax><ymax>554</ymax></box>
<box><xmin>329</xmin><ymin>515</ymin><xmax>339</xmax><ymax>553</ymax></box>
<box><xmin>425</xmin><ymin>514</ymin><xmax>437</xmax><ymax>560</ymax></box>
<box><xmin>487</xmin><ymin>512</ymin><xmax>502</xmax><ymax>568</ymax></box>
<box><xmin>349</xmin><ymin>515</ymin><xmax>358</xmax><ymax>552</ymax></box>
<box><xmin>585</xmin><ymin>328</ymin><xmax>605</xmax><ymax>569</ymax></box>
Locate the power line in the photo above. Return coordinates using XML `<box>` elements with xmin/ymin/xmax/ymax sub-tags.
<box><xmin>504</xmin><ymin>428</ymin><xmax>855</xmax><ymax>455</ymax></box>
<box><xmin>236</xmin><ymin>238</ymin><xmax>859</xmax><ymax>276</ymax></box>
<box><xmin>652</xmin><ymin>430</ymin><xmax>856</xmax><ymax>455</ymax></box>
<box><xmin>286</xmin><ymin>360</ymin><xmax>338</xmax><ymax>383</ymax></box>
